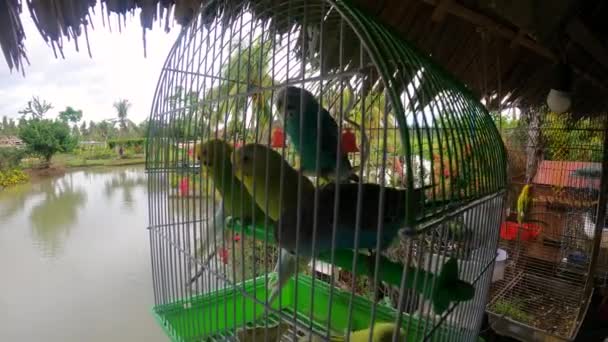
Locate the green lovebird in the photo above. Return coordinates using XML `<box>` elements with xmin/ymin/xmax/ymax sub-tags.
<box><xmin>195</xmin><ymin>139</ymin><xmax>268</xmax><ymax>225</ymax></box>
<box><xmin>274</xmin><ymin>86</ymin><xmax>358</xmax><ymax>183</ymax></box>
<box><xmin>231</xmin><ymin>143</ymin><xmax>315</xmax><ymax>222</ymax></box>
<box><xmin>189</xmin><ymin>140</ymin><xmax>269</xmax><ymax>285</ymax></box>
<box><xmin>232</xmin><ymin>143</ymin><xmax>316</xmax><ymax>304</ymax></box>
<box><xmin>301</xmin><ymin>322</ymin><xmax>407</xmax><ymax>342</ymax></box>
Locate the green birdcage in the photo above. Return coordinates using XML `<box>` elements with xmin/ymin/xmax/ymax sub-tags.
<box><xmin>146</xmin><ymin>0</ymin><xmax>507</xmax><ymax>340</ymax></box>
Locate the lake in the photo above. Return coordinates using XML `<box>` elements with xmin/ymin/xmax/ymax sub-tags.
<box><xmin>0</xmin><ymin>166</ymin><xmax>167</xmax><ymax>341</ymax></box>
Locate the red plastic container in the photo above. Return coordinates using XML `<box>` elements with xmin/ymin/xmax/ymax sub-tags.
<box><xmin>500</xmin><ymin>221</ymin><xmax>542</xmax><ymax>241</ymax></box>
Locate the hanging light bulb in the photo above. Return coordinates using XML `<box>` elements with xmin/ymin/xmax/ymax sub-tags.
<box><xmin>546</xmin><ymin>62</ymin><xmax>573</xmax><ymax>114</ymax></box>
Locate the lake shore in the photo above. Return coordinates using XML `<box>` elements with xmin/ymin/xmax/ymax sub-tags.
<box><xmin>22</xmin><ymin>153</ymin><xmax>145</xmax><ymax>169</ymax></box>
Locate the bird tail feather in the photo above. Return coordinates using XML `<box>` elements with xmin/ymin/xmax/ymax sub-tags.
<box><xmin>431</xmin><ymin>258</ymin><xmax>475</xmax><ymax>314</ymax></box>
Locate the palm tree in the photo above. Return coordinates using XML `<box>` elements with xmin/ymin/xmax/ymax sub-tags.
<box><xmin>202</xmin><ymin>39</ymin><xmax>277</xmax><ymax>141</ymax></box>
<box><xmin>113</xmin><ymin>99</ymin><xmax>132</xmax><ymax>133</ymax></box>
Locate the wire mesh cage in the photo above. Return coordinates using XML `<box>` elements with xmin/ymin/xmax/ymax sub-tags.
<box><xmin>488</xmin><ymin>112</ymin><xmax>607</xmax><ymax>341</ymax></box>
<box><xmin>146</xmin><ymin>0</ymin><xmax>507</xmax><ymax>341</ymax></box>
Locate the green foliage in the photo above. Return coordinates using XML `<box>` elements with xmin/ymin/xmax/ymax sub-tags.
<box><xmin>0</xmin><ymin>116</ymin><xmax>19</xmax><ymax>135</ymax></box>
<box><xmin>75</xmin><ymin>145</ymin><xmax>115</xmax><ymax>160</ymax></box>
<box><xmin>0</xmin><ymin>169</ymin><xmax>29</xmax><ymax>187</ymax></box>
<box><xmin>107</xmin><ymin>138</ymin><xmax>145</xmax><ymax>149</ymax></box>
<box><xmin>492</xmin><ymin>299</ymin><xmax>532</xmax><ymax>324</ymax></box>
<box><xmin>19</xmin><ymin>119</ymin><xmax>78</xmax><ymax>164</ymax></box>
<box><xmin>58</xmin><ymin>106</ymin><xmax>83</xmax><ymax>123</ymax></box>
<box><xmin>0</xmin><ymin>147</ymin><xmax>26</xmax><ymax>170</ymax></box>
<box><xmin>542</xmin><ymin>112</ymin><xmax>604</xmax><ymax>162</ymax></box>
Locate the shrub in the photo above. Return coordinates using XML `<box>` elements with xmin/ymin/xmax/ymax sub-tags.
<box><xmin>82</xmin><ymin>145</ymin><xmax>115</xmax><ymax>160</ymax></box>
<box><xmin>0</xmin><ymin>147</ymin><xmax>26</xmax><ymax>170</ymax></box>
<box><xmin>107</xmin><ymin>138</ymin><xmax>145</xmax><ymax>150</ymax></box>
<box><xmin>0</xmin><ymin>169</ymin><xmax>29</xmax><ymax>188</ymax></box>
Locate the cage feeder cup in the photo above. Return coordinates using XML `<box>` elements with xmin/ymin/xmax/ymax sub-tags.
<box><xmin>341</xmin><ymin>128</ymin><xmax>358</xmax><ymax>153</ymax></box>
<box><xmin>546</xmin><ymin>62</ymin><xmax>573</xmax><ymax>114</ymax></box>
<box><xmin>271</xmin><ymin>127</ymin><xmax>286</xmax><ymax>148</ymax></box>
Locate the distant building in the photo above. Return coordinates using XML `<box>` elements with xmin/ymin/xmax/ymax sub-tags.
<box><xmin>0</xmin><ymin>135</ymin><xmax>24</xmax><ymax>147</ymax></box>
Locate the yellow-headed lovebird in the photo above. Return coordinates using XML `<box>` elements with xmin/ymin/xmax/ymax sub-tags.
<box><xmin>276</xmin><ymin>182</ymin><xmax>424</xmax><ymax>258</ymax></box>
<box><xmin>274</xmin><ymin>86</ymin><xmax>358</xmax><ymax>183</ymax></box>
<box><xmin>231</xmin><ymin>143</ymin><xmax>315</xmax><ymax>222</ymax></box>
<box><xmin>301</xmin><ymin>322</ymin><xmax>406</xmax><ymax>342</ymax></box>
<box><xmin>232</xmin><ymin>143</ymin><xmax>315</xmax><ymax>304</ymax></box>
<box><xmin>195</xmin><ymin>139</ymin><xmax>267</xmax><ymax>225</ymax></box>
<box><xmin>516</xmin><ymin>184</ymin><xmax>531</xmax><ymax>224</ymax></box>
<box><xmin>189</xmin><ymin>140</ymin><xmax>269</xmax><ymax>286</ymax></box>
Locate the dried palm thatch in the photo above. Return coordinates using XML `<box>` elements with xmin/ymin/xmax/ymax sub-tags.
<box><xmin>0</xmin><ymin>0</ymin><xmax>27</xmax><ymax>71</ymax></box>
<box><xmin>1</xmin><ymin>0</ymin><xmax>608</xmax><ymax>116</ymax></box>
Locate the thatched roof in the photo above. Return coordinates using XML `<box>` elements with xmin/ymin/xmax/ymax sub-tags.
<box><xmin>2</xmin><ymin>0</ymin><xmax>608</xmax><ymax>116</ymax></box>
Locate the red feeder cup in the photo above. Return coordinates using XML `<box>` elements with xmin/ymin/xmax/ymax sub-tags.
<box><xmin>179</xmin><ymin>177</ymin><xmax>190</xmax><ymax>196</ymax></box>
<box><xmin>341</xmin><ymin>128</ymin><xmax>359</xmax><ymax>153</ymax></box>
<box><xmin>500</xmin><ymin>221</ymin><xmax>542</xmax><ymax>241</ymax></box>
<box><xmin>271</xmin><ymin>127</ymin><xmax>286</xmax><ymax>148</ymax></box>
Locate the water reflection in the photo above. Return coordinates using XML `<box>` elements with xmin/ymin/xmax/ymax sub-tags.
<box><xmin>0</xmin><ymin>166</ymin><xmax>165</xmax><ymax>342</ymax></box>
<box><xmin>29</xmin><ymin>177</ymin><xmax>87</xmax><ymax>257</ymax></box>
<box><xmin>0</xmin><ymin>182</ymin><xmax>33</xmax><ymax>221</ymax></box>
<box><xmin>103</xmin><ymin>168</ymin><xmax>147</xmax><ymax>210</ymax></box>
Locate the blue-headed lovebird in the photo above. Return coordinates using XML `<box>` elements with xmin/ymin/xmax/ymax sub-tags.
<box><xmin>274</xmin><ymin>86</ymin><xmax>358</xmax><ymax>183</ymax></box>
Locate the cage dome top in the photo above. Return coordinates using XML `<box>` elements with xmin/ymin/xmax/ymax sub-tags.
<box><xmin>147</xmin><ymin>0</ymin><xmax>507</xmax><ymax>225</ymax></box>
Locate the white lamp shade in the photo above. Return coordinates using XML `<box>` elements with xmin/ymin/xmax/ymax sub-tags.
<box><xmin>547</xmin><ymin>88</ymin><xmax>571</xmax><ymax>114</ymax></box>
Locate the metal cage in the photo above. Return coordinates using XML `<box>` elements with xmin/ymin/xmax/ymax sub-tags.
<box><xmin>146</xmin><ymin>1</ymin><xmax>507</xmax><ymax>341</ymax></box>
<box><xmin>488</xmin><ymin>112</ymin><xmax>607</xmax><ymax>341</ymax></box>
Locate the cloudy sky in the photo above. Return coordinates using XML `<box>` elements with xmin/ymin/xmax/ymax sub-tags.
<box><xmin>0</xmin><ymin>6</ymin><xmax>180</xmax><ymax>124</ymax></box>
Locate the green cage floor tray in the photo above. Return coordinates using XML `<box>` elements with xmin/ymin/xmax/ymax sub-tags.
<box><xmin>153</xmin><ymin>275</ymin><xmax>472</xmax><ymax>341</ymax></box>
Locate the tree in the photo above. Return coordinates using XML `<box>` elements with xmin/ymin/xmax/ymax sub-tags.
<box><xmin>0</xmin><ymin>116</ymin><xmax>18</xmax><ymax>135</ymax></box>
<box><xmin>18</xmin><ymin>96</ymin><xmax>53</xmax><ymax>120</ymax></box>
<box><xmin>80</xmin><ymin>121</ymin><xmax>87</xmax><ymax>137</ymax></box>
<box><xmin>19</xmin><ymin>119</ymin><xmax>78</xmax><ymax>166</ymax></box>
<box><xmin>58</xmin><ymin>106</ymin><xmax>83</xmax><ymax>124</ymax></box>
<box><xmin>137</xmin><ymin>119</ymin><xmax>149</xmax><ymax>138</ymax></box>
<box><xmin>113</xmin><ymin>99</ymin><xmax>131</xmax><ymax>132</ymax></box>
<box><xmin>96</xmin><ymin>120</ymin><xmax>114</xmax><ymax>143</ymax></box>
<box><xmin>71</xmin><ymin>124</ymin><xmax>80</xmax><ymax>137</ymax></box>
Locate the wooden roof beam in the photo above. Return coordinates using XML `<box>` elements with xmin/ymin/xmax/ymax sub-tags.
<box><xmin>421</xmin><ymin>0</ymin><xmax>555</xmax><ymax>60</ymax></box>
<box><xmin>420</xmin><ymin>0</ymin><xmax>608</xmax><ymax>91</ymax></box>
<box><xmin>431</xmin><ymin>0</ymin><xmax>451</xmax><ymax>22</ymax></box>
<box><xmin>566</xmin><ymin>18</ymin><xmax>608</xmax><ymax>72</ymax></box>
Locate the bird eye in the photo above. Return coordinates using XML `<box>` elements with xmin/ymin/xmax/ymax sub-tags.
<box><xmin>242</xmin><ymin>155</ymin><xmax>250</xmax><ymax>163</ymax></box>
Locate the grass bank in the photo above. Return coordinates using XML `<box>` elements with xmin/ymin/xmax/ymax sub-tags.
<box><xmin>21</xmin><ymin>153</ymin><xmax>145</xmax><ymax>169</ymax></box>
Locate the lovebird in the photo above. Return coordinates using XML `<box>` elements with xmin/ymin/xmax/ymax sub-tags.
<box><xmin>231</xmin><ymin>143</ymin><xmax>315</xmax><ymax>222</ymax></box>
<box><xmin>301</xmin><ymin>322</ymin><xmax>406</xmax><ymax>342</ymax></box>
<box><xmin>276</xmin><ymin>182</ymin><xmax>425</xmax><ymax>258</ymax></box>
<box><xmin>274</xmin><ymin>86</ymin><xmax>358</xmax><ymax>183</ymax></box>
<box><xmin>516</xmin><ymin>184</ymin><xmax>531</xmax><ymax>224</ymax></box>
<box><xmin>232</xmin><ymin>143</ymin><xmax>316</xmax><ymax>304</ymax></box>
<box><xmin>266</xmin><ymin>247</ymin><xmax>310</xmax><ymax>304</ymax></box>
<box><xmin>189</xmin><ymin>140</ymin><xmax>269</xmax><ymax>285</ymax></box>
<box><xmin>195</xmin><ymin>139</ymin><xmax>267</xmax><ymax>225</ymax></box>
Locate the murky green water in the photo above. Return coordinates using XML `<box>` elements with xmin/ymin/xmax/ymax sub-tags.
<box><xmin>0</xmin><ymin>166</ymin><xmax>167</xmax><ymax>341</ymax></box>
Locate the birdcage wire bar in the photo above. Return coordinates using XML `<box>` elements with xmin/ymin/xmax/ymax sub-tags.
<box><xmin>488</xmin><ymin>112</ymin><xmax>607</xmax><ymax>340</ymax></box>
<box><xmin>146</xmin><ymin>0</ymin><xmax>507</xmax><ymax>341</ymax></box>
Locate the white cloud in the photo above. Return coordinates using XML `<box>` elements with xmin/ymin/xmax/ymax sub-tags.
<box><xmin>0</xmin><ymin>5</ymin><xmax>180</xmax><ymax>124</ymax></box>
